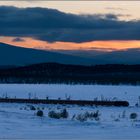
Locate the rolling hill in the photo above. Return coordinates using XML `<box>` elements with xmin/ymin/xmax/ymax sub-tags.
<box><xmin>58</xmin><ymin>48</ymin><xmax>140</xmax><ymax>64</ymax></box>
<box><xmin>0</xmin><ymin>43</ymin><xmax>95</xmax><ymax>66</ymax></box>
<box><xmin>0</xmin><ymin>43</ymin><xmax>140</xmax><ymax>66</ymax></box>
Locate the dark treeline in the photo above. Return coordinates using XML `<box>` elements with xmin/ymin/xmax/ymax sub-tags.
<box><xmin>0</xmin><ymin>63</ymin><xmax>140</xmax><ymax>85</ymax></box>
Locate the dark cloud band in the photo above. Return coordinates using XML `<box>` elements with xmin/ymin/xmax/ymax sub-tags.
<box><xmin>0</xmin><ymin>6</ymin><xmax>140</xmax><ymax>42</ymax></box>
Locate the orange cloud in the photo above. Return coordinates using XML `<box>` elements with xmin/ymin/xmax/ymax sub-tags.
<box><xmin>0</xmin><ymin>36</ymin><xmax>140</xmax><ymax>51</ymax></box>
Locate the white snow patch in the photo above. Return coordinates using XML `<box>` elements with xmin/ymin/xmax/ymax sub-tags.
<box><xmin>0</xmin><ymin>84</ymin><xmax>140</xmax><ymax>139</ymax></box>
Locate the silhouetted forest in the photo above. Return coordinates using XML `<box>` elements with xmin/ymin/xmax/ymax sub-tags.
<box><xmin>0</xmin><ymin>63</ymin><xmax>140</xmax><ymax>85</ymax></box>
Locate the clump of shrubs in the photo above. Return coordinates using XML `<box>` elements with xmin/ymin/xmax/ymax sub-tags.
<box><xmin>19</xmin><ymin>107</ymin><xmax>23</xmax><ymax>110</ymax></box>
<box><xmin>76</xmin><ymin>114</ymin><xmax>87</xmax><ymax>122</ymax></box>
<box><xmin>37</xmin><ymin>107</ymin><xmax>40</xmax><ymax>110</ymax></box>
<box><xmin>37</xmin><ymin>110</ymin><xmax>44</xmax><ymax>117</ymax></box>
<box><xmin>48</xmin><ymin>109</ymin><xmax>69</xmax><ymax>119</ymax></box>
<box><xmin>130</xmin><ymin>113</ymin><xmax>138</xmax><ymax>120</ymax></box>
<box><xmin>30</xmin><ymin>105</ymin><xmax>36</xmax><ymax>111</ymax></box>
<box><xmin>114</xmin><ymin>118</ymin><xmax>120</xmax><ymax>122</ymax></box>
<box><xmin>48</xmin><ymin>110</ymin><xmax>61</xmax><ymax>119</ymax></box>
<box><xmin>42</xmin><ymin>107</ymin><xmax>45</xmax><ymax>110</ymax></box>
<box><xmin>74</xmin><ymin>110</ymin><xmax>100</xmax><ymax>122</ymax></box>
<box><xmin>24</xmin><ymin>107</ymin><xmax>27</xmax><ymax>110</ymax></box>
<box><xmin>62</xmin><ymin>109</ymin><xmax>69</xmax><ymax>118</ymax></box>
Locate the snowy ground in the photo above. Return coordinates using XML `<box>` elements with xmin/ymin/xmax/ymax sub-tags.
<box><xmin>0</xmin><ymin>84</ymin><xmax>140</xmax><ymax>140</ymax></box>
<box><xmin>0</xmin><ymin>84</ymin><xmax>140</xmax><ymax>106</ymax></box>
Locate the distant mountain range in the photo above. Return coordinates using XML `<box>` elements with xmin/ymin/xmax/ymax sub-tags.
<box><xmin>0</xmin><ymin>43</ymin><xmax>140</xmax><ymax>66</ymax></box>
<box><xmin>0</xmin><ymin>43</ymin><xmax>94</xmax><ymax>66</ymax></box>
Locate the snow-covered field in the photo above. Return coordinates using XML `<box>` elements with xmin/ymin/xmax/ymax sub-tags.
<box><xmin>0</xmin><ymin>84</ymin><xmax>140</xmax><ymax>105</ymax></box>
<box><xmin>0</xmin><ymin>84</ymin><xmax>140</xmax><ymax>140</ymax></box>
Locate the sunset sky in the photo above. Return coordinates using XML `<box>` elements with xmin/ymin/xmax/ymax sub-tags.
<box><xmin>0</xmin><ymin>1</ymin><xmax>140</xmax><ymax>51</ymax></box>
